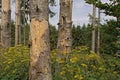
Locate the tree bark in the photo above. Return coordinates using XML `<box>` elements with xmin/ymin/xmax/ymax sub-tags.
<box><xmin>56</xmin><ymin>0</ymin><xmax>72</xmax><ymax>78</ymax></box>
<box><xmin>97</xmin><ymin>1</ymin><xmax>101</xmax><ymax>54</ymax></box>
<box><xmin>15</xmin><ymin>0</ymin><xmax>20</xmax><ymax>46</ymax></box>
<box><xmin>92</xmin><ymin>4</ymin><xmax>96</xmax><ymax>52</ymax></box>
<box><xmin>57</xmin><ymin>0</ymin><xmax>72</xmax><ymax>55</ymax></box>
<box><xmin>18</xmin><ymin>23</ymin><xmax>21</xmax><ymax>44</ymax></box>
<box><xmin>1</xmin><ymin>0</ymin><xmax>11</xmax><ymax>48</ymax></box>
<box><xmin>29</xmin><ymin>0</ymin><xmax>52</xmax><ymax>80</ymax></box>
<box><xmin>23</xmin><ymin>25</ymin><xmax>26</xmax><ymax>46</ymax></box>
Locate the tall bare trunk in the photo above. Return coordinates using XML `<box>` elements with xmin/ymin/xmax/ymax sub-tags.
<box><xmin>1</xmin><ymin>0</ymin><xmax>11</xmax><ymax>48</ymax></box>
<box><xmin>97</xmin><ymin>2</ymin><xmax>101</xmax><ymax>54</ymax></box>
<box><xmin>23</xmin><ymin>25</ymin><xmax>26</xmax><ymax>45</ymax></box>
<box><xmin>22</xmin><ymin>13</ymin><xmax>26</xmax><ymax>46</ymax></box>
<box><xmin>29</xmin><ymin>0</ymin><xmax>52</xmax><ymax>80</ymax></box>
<box><xmin>0</xmin><ymin>24</ymin><xmax>2</xmax><ymax>47</ymax></box>
<box><xmin>15</xmin><ymin>0</ymin><xmax>20</xmax><ymax>46</ymax></box>
<box><xmin>0</xmin><ymin>1</ymin><xmax>1</xmax><ymax>46</ymax></box>
<box><xmin>57</xmin><ymin>0</ymin><xmax>72</xmax><ymax>55</ymax></box>
<box><xmin>56</xmin><ymin>0</ymin><xmax>72</xmax><ymax>78</ymax></box>
<box><xmin>18</xmin><ymin>23</ymin><xmax>21</xmax><ymax>44</ymax></box>
<box><xmin>92</xmin><ymin>5</ymin><xmax>96</xmax><ymax>52</ymax></box>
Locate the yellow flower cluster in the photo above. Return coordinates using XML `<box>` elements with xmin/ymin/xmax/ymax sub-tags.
<box><xmin>70</xmin><ymin>57</ymin><xmax>78</xmax><ymax>63</ymax></box>
<box><xmin>91</xmin><ymin>65</ymin><xmax>96</xmax><ymax>69</ymax></box>
<box><xmin>56</xmin><ymin>58</ymin><xmax>64</xmax><ymax>64</ymax></box>
<box><xmin>60</xmin><ymin>71</ymin><xmax>66</xmax><ymax>76</ymax></box>
<box><xmin>98</xmin><ymin>66</ymin><xmax>105</xmax><ymax>71</ymax></box>
<box><xmin>74</xmin><ymin>74</ymin><xmax>83</xmax><ymax>80</ymax></box>
<box><xmin>81</xmin><ymin>63</ymin><xmax>87</xmax><ymax>68</ymax></box>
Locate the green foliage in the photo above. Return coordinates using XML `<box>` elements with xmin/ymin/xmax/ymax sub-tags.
<box><xmin>51</xmin><ymin>46</ymin><xmax>120</xmax><ymax>80</ymax></box>
<box><xmin>0</xmin><ymin>45</ymin><xmax>29</xmax><ymax>80</ymax></box>
<box><xmin>72</xmin><ymin>24</ymin><xmax>92</xmax><ymax>48</ymax></box>
<box><xmin>0</xmin><ymin>45</ymin><xmax>120</xmax><ymax>80</ymax></box>
<box><xmin>49</xmin><ymin>21</ymin><xmax>118</xmax><ymax>54</ymax></box>
<box><xmin>21</xmin><ymin>24</ymin><xmax>30</xmax><ymax>45</ymax></box>
<box><xmin>11</xmin><ymin>21</ymin><xmax>15</xmax><ymax>46</ymax></box>
<box><xmin>85</xmin><ymin>0</ymin><xmax>120</xmax><ymax>26</ymax></box>
<box><xmin>100</xmin><ymin>20</ymin><xmax>119</xmax><ymax>54</ymax></box>
<box><xmin>50</xmin><ymin>25</ymin><xmax>58</xmax><ymax>50</ymax></box>
<box><xmin>80</xmin><ymin>24</ymin><xmax>92</xmax><ymax>48</ymax></box>
<box><xmin>10</xmin><ymin>20</ymin><xmax>30</xmax><ymax>46</ymax></box>
<box><xmin>72</xmin><ymin>25</ymin><xmax>82</xmax><ymax>48</ymax></box>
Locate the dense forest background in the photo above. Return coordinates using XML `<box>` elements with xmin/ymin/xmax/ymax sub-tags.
<box><xmin>8</xmin><ymin>19</ymin><xmax>120</xmax><ymax>55</ymax></box>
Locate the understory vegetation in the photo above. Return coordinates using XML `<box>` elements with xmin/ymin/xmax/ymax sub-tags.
<box><xmin>0</xmin><ymin>45</ymin><xmax>120</xmax><ymax>80</ymax></box>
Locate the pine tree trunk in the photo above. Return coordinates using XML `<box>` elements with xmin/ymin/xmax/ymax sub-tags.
<box><xmin>97</xmin><ymin>3</ymin><xmax>100</xmax><ymax>54</ymax></box>
<box><xmin>1</xmin><ymin>0</ymin><xmax>11</xmax><ymax>48</ymax></box>
<box><xmin>29</xmin><ymin>0</ymin><xmax>52</xmax><ymax>80</ymax></box>
<box><xmin>15</xmin><ymin>0</ymin><xmax>20</xmax><ymax>46</ymax></box>
<box><xmin>57</xmin><ymin>0</ymin><xmax>72</xmax><ymax>56</ymax></box>
<box><xmin>92</xmin><ymin>5</ymin><xmax>96</xmax><ymax>52</ymax></box>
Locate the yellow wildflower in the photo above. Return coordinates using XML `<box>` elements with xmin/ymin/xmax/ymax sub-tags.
<box><xmin>81</xmin><ymin>63</ymin><xmax>87</xmax><ymax>68</ymax></box>
<box><xmin>60</xmin><ymin>71</ymin><xmax>65</xmax><ymax>75</ymax></box>
<box><xmin>56</xmin><ymin>58</ymin><xmax>64</xmax><ymax>63</ymax></box>
<box><xmin>70</xmin><ymin>57</ymin><xmax>78</xmax><ymax>63</ymax></box>
<box><xmin>12</xmin><ymin>69</ymin><xmax>17</xmax><ymax>73</ymax></box>
<box><xmin>74</xmin><ymin>74</ymin><xmax>79</xmax><ymax>78</ymax></box>
<box><xmin>74</xmin><ymin>74</ymin><xmax>83</xmax><ymax>80</ymax></box>
<box><xmin>79</xmin><ymin>75</ymin><xmax>83</xmax><ymax>80</ymax></box>
<box><xmin>91</xmin><ymin>65</ymin><xmax>96</xmax><ymax>69</ymax></box>
<box><xmin>98</xmin><ymin>67</ymin><xmax>105</xmax><ymax>71</ymax></box>
<box><xmin>113</xmin><ymin>71</ymin><xmax>117</xmax><ymax>74</ymax></box>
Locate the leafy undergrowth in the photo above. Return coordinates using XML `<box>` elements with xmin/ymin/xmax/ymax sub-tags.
<box><xmin>51</xmin><ymin>46</ymin><xmax>120</xmax><ymax>80</ymax></box>
<box><xmin>0</xmin><ymin>45</ymin><xmax>29</xmax><ymax>80</ymax></box>
<box><xmin>0</xmin><ymin>46</ymin><xmax>120</xmax><ymax>80</ymax></box>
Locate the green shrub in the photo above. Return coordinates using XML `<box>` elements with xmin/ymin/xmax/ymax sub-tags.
<box><xmin>0</xmin><ymin>45</ymin><xmax>29</xmax><ymax>80</ymax></box>
<box><xmin>51</xmin><ymin>46</ymin><xmax>120</xmax><ymax>80</ymax></box>
<box><xmin>0</xmin><ymin>45</ymin><xmax>120</xmax><ymax>80</ymax></box>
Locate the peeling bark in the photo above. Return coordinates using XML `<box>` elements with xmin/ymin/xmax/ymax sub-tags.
<box><xmin>57</xmin><ymin>0</ymin><xmax>72</xmax><ymax>55</ymax></box>
<box><xmin>56</xmin><ymin>1</ymin><xmax>73</xmax><ymax>79</ymax></box>
<box><xmin>1</xmin><ymin>0</ymin><xmax>11</xmax><ymax>48</ymax></box>
<box><xmin>29</xmin><ymin>0</ymin><xmax>52</xmax><ymax>80</ymax></box>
